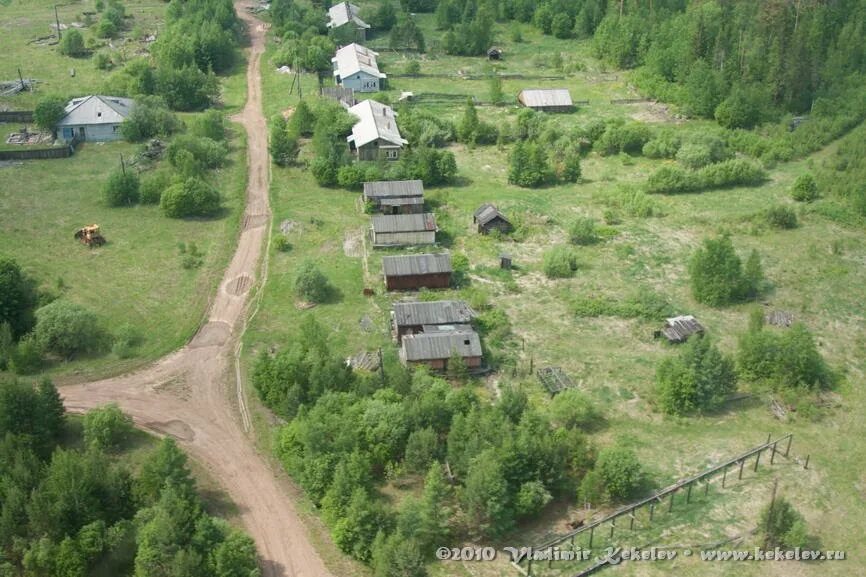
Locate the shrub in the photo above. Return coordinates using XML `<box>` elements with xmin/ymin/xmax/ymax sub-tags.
<box><xmin>0</xmin><ymin>258</ymin><xmax>38</xmax><ymax>339</ymax></box>
<box><xmin>121</xmin><ymin>96</ymin><xmax>182</xmax><ymax>142</ymax></box>
<box><xmin>508</xmin><ymin>141</ymin><xmax>552</xmax><ymax>188</ymax></box>
<box><xmin>160</xmin><ymin>177</ymin><xmax>221</xmax><ymax>218</ymax></box>
<box><xmin>111</xmin><ymin>322</ymin><xmax>142</xmax><ymax>359</ymax></box>
<box><xmin>33</xmin><ymin>300</ymin><xmax>105</xmax><ymax>359</ymax></box>
<box><xmin>190</xmin><ymin>110</ymin><xmax>226</xmax><ymax>141</ymax></box>
<box><xmin>515</xmin><ymin>480</ymin><xmax>553</xmax><ymax>518</ymax></box>
<box><xmin>9</xmin><ymin>337</ymin><xmax>43</xmax><ymax>374</ymax></box>
<box><xmin>139</xmin><ymin>170</ymin><xmax>174</xmax><ymax>204</ymax></box>
<box><xmin>34</xmin><ymin>96</ymin><xmax>69</xmax><ymax>133</ymax></box>
<box><xmin>791</xmin><ymin>173</ymin><xmax>818</xmax><ymax>202</ymax></box>
<box><xmin>59</xmin><ymin>29</ymin><xmax>86</xmax><ymax>57</ymax></box>
<box><xmin>273</xmin><ymin>235</ymin><xmax>292</xmax><ymax>252</ymax></box>
<box><xmin>93</xmin><ymin>51</ymin><xmax>114</xmax><ymax>70</ymax></box>
<box><xmin>166</xmin><ymin>135</ymin><xmax>227</xmax><ymax>171</ymax></box>
<box><xmin>596</xmin><ymin>445</ymin><xmax>643</xmax><ymax>501</ymax></box>
<box><xmin>647</xmin><ymin>159</ymin><xmax>766</xmax><ymax>194</ymax></box>
<box><xmin>568</xmin><ymin>217</ymin><xmax>598</xmax><ymax>245</ymax></box>
<box><xmin>596</xmin><ymin>122</ymin><xmax>652</xmax><ymax>156</ymax></box>
<box><xmin>688</xmin><ymin>236</ymin><xmax>759</xmax><ymax>306</ymax></box>
<box><xmin>737</xmin><ymin>320</ymin><xmax>830</xmax><ymax>390</ymax></box>
<box><xmin>549</xmin><ymin>389</ymin><xmax>601</xmax><ymax>430</ymax></box>
<box><xmin>656</xmin><ymin>335</ymin><xmax>737</xmax><ymax>415</ymax></box>
<box><xmin>642</xmin><ymin>132</ymin><xmax>681</xmax><ymax>158</ymax></box>
<box><xmin>83</xmin><ymin>404</ymin><xmax>134</xmax><ymax>451</ymax></box>
<box><xmin>765</xmin><ymin>206</ymin><xmax>798</xmax><ymax>229</ymax></box>
<box><xmin>542</xmin><ymin>246</ymin><xmax>578</xmax><ymax>279</ymax></box>
<box><xmin>103</xmin><ymin>170</ymin><xmax>140</xmax><ymax>207</ymax></box>
<box><xmin>270</xmin><ymin>116</ymin><xmax>299</xmax><ymax>167</ymax></box>
<box><xmin>759</xmin><ymin>498</ymin><xmax>808</xmax><ymax>549</ymax></box>
<box><xmin>294</xmin><ymin>260</ymin><xmax>332</xmax><ymax>303</ymax></box>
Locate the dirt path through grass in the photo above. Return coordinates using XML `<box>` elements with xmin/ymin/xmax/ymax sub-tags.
<box><xmin>59</xmin><ymin>4</ymin><xmax>333</xmax><ymax>577</ymax></box>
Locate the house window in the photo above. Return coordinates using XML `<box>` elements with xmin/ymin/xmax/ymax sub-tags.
<box><xmin>97</xmin><ymin>112</ymin><xmax>102</xmax><ymax>118</ymax></box>
<box><xmin>385</xmin><ymin>149</ymin><xmax>399</xmax><ymax>160</ymax></box>
<box><xmin>463</xmin><ymin>339</ymin><xmax>470</xmax><ymax>345</ymax></box>
<box><xmin>113</xmin><ymin>125</ymin><xmax>118</xmax><ymax>133</ymax></box>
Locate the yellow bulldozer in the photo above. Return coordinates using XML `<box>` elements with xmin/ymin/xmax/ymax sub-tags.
<box><xmin>74</xmin><ymin>224</ymin><xmax>106</xmax><ymax>247</ymax></box>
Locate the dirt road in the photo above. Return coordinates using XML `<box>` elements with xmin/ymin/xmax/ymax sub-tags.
<box><xmin>60</xmin><ymin>5</ymin><xmax>333</xmax><ymax>577</ymax></box>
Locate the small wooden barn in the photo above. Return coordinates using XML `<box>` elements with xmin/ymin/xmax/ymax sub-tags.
<box><xmin>370</xmin><ymin>213</ymin><xmax>436</xmax><ymax>247</ymax></box>
<box><xmin>517</xmin><ymin>89</ymin><xmax>574</xmax><ymax>113</ymax></box>
<box><xmin>363</xmin><ymin>180</ymin><xmax>424</xmax><ymax>214</ymax></box>
<box><xmin>399</xmin><ymin>328</ymin><xmax>483</xmax><ymax>371</ymax></box>
<box><xmin>391</xmin><ymin>300</ymin><xmax>475</xmax><ymax>342</ymax></box>
<box><xmin>657</xmin><ymin>315</ymin><xmax>705</xmax><ymax>344</ymax></box>
<box><xmin>382</xmin><ymin>253</ymin><xmax>452</xmax><ymax>290</ymax></box>
<box><xmin>474</xmin><ymin>204</ymin><xmax>512</xmax><ymax>234</ymax></box>
<box><xmin>487</xmin><ymin>47</ymin><xmax>502</xmax><ymax>60</ymax></box>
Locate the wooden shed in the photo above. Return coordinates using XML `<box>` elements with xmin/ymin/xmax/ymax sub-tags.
<box><xmin>370</xmin><ymin>213</ymin><xmax>436</xmax><ymax>247</ymax></box>
<box><xmin>487</xmin><ymin>47</ymin><xmax>502</xmax><ymax>60</ymax></box>
<box><xmin>391</xmin><ymin>300</ymin><xmax>475</xmax><ymax>342</ymax></box>
<box><xmin>517</xmin><ymin>88</ymin><xmax>574</xmax><ymax>113</ymax></box>
<box><xmin>363</xmin><ymin>180</ymin><xmax>424</xmax><ymax>214</ymax></box>
<box><xmin>474</xmin><ymin>203</ymin><xmax>513</xmax><ymax>234</ymax></box>
<box><xmin>382</xmin><ymin>253</ymin><xmax>452</xmax><ymax>291</ymax></box>
<box><xmin>399</xmin><ymin>328</ymin><xmax>483</xmax><ymax>371</ymax></box>
<box><xmin>656</xmin><ymin>315</ymin><xmax>705</xmax><ymax>343</ymax></box>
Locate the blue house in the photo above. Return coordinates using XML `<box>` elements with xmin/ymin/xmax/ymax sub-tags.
<box><xmin>332</xmin><ymin>43</ymin><xmax>386</xmax><ymax>93</ymax></box>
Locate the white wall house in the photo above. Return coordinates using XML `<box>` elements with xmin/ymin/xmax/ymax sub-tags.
<box><xmin>327</xmin><ymin>2</ymin><xmax>370</xmax><ymax>42</ymax></box>
<box><xmin>332</xmin><ymin>43</ymin><xmax>386</xmax><ymax>93</ymax></box>
<box><xmin>56</xmin><ymin>95</ymin><xmax>135</xmax><ymax>142</ymax></box>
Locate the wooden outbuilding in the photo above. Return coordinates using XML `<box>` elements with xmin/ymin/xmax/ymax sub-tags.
<box><xmin>474</xmin><ymin>203</ymin><xmax>512</xmax><ymax>234</ymax></box>
<box><xmin>656</xmin><ymin>315</ymin><xmax>705</xmax><ymax>344</ymax></box>
<box><xmin>487</xmin><ymin>47</ymin><xmax>502</xmax><ymax>60</ymax></box>
<box><xmin>370</xmin><ymin>213</ymin><xmax>436</xmax><ymax>247</ymax></box>
<box><xmin>363</xmin><ymin>180</ymin><xmax>424</xmax><ymax>214</ymax></box>
<box><xmin>399</xmin><ymin>327</ymin><xmax>482</xmax><ymax>371</ymax></box>
<box><xmin>391</xmin><ymin>300</ymin><xmax>475</xmax><ymax>342</ymax></box>
<box><xmin>382</xmin><ymin>253</ymin><xmax>452</xmax><ymax>291</ymax></box>
<box><xmin>517</xmin><ymin>88</ymin><xmax>574</xmax><ymax>113</ymax></box>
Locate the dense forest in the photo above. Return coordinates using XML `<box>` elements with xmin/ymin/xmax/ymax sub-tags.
<box><xmin>0</xmin><ymin>377</ymin><xmax>260</xmax><ymax>577</ymax></box>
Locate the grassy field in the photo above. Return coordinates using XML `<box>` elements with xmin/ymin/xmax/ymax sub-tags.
<box><xmin>0</xmin><ymin>0</ymin><xmax>249</xmax><ymax>380</ymax></box>
<box><xmin>246</xmin><ymin>12</ymin><xmax>866</xmax><ymax>577</ymax></box>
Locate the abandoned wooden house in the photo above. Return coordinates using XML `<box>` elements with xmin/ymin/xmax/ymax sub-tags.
<box><xmin>474</xmin><ymin>203</ymin><xmax>513</xmax><ymax>234</ymax></box>
<box><xmin>517</xmin><ymin>88</ymin><xmax>574</xmax><ymax>113</ymax></box>
<box><xmin>363</xmin><ymin>180</ymin><xmax>424</xmax><ymax>214</ymax></box>
<box><xmin>347</xmin><ymin>100</ymin><xmax>407</xmax><ymax>161</ymax></box>
<box><xmin>656</xmin><ymin>315</ymin><xmax>705</xmax><ymax>343</ymax></box>
<box><xmin>326</xmin><ymin>2</ymin><xmax>370</xmax><ymax>42</ymax></box>
<box><xmin>391</xmin><ymin>300</ymin><xmax>475</xmax><ymax>342</ymax></box>
<box><xmin>370</xmin><ymin>213</ymin><xmax>436</xmax><ymax>247</ymax></box>
<box><xmin>382</xmin><ymin>253</ymin><xmax>452</xmax><ymax>290</ymax></box>
<box><xmin>399</xmin><ymin>327</ymin><xmax>483</xmax><ymax>371</ymax></box>
<box><xmin>56</xmin><ymin>95</ymin><xmax>135</xmax><ymax>142</ymax></box>
<box><xmin>332</xmin><ymin>43</ymin><xmax>386</xmax><ymax>93</ymax></box>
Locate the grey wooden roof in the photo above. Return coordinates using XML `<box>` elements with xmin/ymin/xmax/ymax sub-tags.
<box><xmin>363</xmin><ymin>180</ymin><xmax>424</xmax><ymax>199</ymax></box>
<box><xmin>371</xmin><ymin>213</ymin><xmax>436</xmax><ymax>233</ymax></box>
<box><xmin>327</xmin><ymin>2</ymin><xmax>369</xmax><ymax>29</ymax></box>
<box><xmin>401</xmin><ymin>329</ymin><xmax>482</xmax><ymax>361</ymax></box>
<box><xmin>382</xmin><ymin>253</ymin><xmax>451</xmax><ymax>277</ymax></box>
<box><xmin>518</xmin><ymin>89</ymin><xmax>573</xmax><ymax>108</ymax></box>
<box><xmin>332</xmin><ymin>43</ymin><xmax>385</xmax><ymax>80</ymax></box>
<box><xmin>347</xmin><ymin>100</ymin><xmax>407</xmax><ymax>148</ymax></box>
<box><xmin>57</xmin><ymin>95</ymin><xmax>134</xmax><ymax>127</ymax></box>
<box><xmin>392</xmin><ymin>300</ymin><xmax>474</xmax><ymax>327</ymax></box>
<box><xmin>380</xmin><ymin>196</ymin><xmax>423</xmax><ymax>207</ymax></box>
<box><xmin>661</xmin><ymin>315</ymin><xmax>704</xmax><ymax>343</ymax></box>
<box><xmin>474</xmin><ymin>203</ymin><xmax>509</xmax><ymax>227</ymax></box>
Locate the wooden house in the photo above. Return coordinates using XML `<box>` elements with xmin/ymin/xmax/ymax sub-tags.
<box><xmin>363</xmin><ymin>180</ymin><xmax>424</xmax><ymax>214</ymax></box>
<box><xmin>517</xmin><ymin>89</ymin><xmax>574</xmax><ymax>113</ymax></box>
<box><xmin>326</xmin><ymin>2</ymin><xmax>370</xmax><ymax>42</ymax></box>
<box><xmin>474</xmin><ymin>203</ymin><xmax>512</xmax><ymax>234</ymax></box>
<box><xmin>382</xmin><ymin>253</ymin><xmax>452</xmax><ymax>290</ymax></box>
<box><xmin>391</xmin><ymin>300</ymin><xmax>475</xmax><ymax>342</ymax></box>
<box><xmin>56</xmin><ymin>95</ymin><xmax>134</xmax><ymax>142</ymax></box>
<box><xmin>656</xmin><ymin>315</ymin><xmax>705</xmax><ymax>344</ymax></box>
<box><xmin>370</xmin><ymin>213</ymin><xmax>436</xmax><ymax>247</ymax></box>
<box><xmin>347</xmin><ymin>100</ymin><xmax>407</xmax><ymax>161</ymax></box>
<box><xmin>399</xmin><ymin>327</ymin><xmax>483</xmax><ymax>371</ymax></box>
<box><xmin>332</xmin><ymin>43</ymin><xmax>386</xmax><ymax>93</ymax></box>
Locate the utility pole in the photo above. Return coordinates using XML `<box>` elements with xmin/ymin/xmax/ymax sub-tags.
<box><xmin>119</xmin><ymin>153</ymin><xmax>126</xmax><ymax>175</ymax></box>
<box><xmin>55</xmin><ymin>5</ymin><xmax>62</xmax><ymax>41</ymax></box>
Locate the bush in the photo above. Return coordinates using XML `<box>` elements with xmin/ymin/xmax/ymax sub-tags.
<box><xmin>160</xmin><ymin>177</ymin><xmax>221</xmax><ymax>218</ymax></box>
<box><xmin>93</xmin><ymin>51</ymin><xmax>114</xmax><ymax>70</ymax></box>
<box><xmin>34</xmin><ymin>96</ymin><xmax>69</xmax><ymax>133</ymax></box>
<box><xmin>166</xmin><ymin>135</ymin><xmax>227</xmax><ymax>172</ymax></box>
<box><xmin>103</xmin><ymin>170</ymin><xmax>140</xmax><ymax>207</ymax></box>
<box><xmin>791</xmin><ymin>173</ymin><xmax>818</xmax><ymax>202</ymax></box>
<box><xmin>139</xmin><ymin>170</ymin><xmax>174</xmax><ymax>204</ymax></box>
<box><xmin>688</xmin><ymin>236</ymin><xmax>759</xmax><ymax>306</ymax></box>
<box><xmin>646</xmin><ymin>159</ymin><xmax>766</xmax><ymax>194</ymax></box>
<box><xmin>656</xmin><ymin>335</ymin><xmax>737</xmax><ymax>415</ymax></box>
<box><xmin>273</xmin><ymin>235</ymin><xmax>292</xmax><ymax>252</ymax></box>
<box><xmin>542</xmin><ymin>246</ymin><xmax>578</xmax><ymax>279</ymax></box>
<box><xmin>59</xmin><ymin>29</ymin><xmax>86</xmax><ymax>57</ymax></box>
<box><xmin>765</xmin><ymin>206</ymin><xmax>798</xmax><ymax>229</ymax></box>
<box><xmin>294</xmin><ymin>260</ymin><xmax>332</xmax><ymax>303</ymax></box>
<box><xmin>190</xmin><ymin>110</ymin><xmax>226</xmax><ymax>141</ymax></box>
<box><xmin>642</xmin><ymin>132</ymin><xmax>681</xmax><ymax>158</ymax></box>
<box><xmin>596</xmin><ymin>122</ymin><xmax>652</xmax><ymax>156</ymax></box>
<box><xmin>270</xmin><ymin>115</ymin><xmax>299</xmax><ymax>166</ymax></box>
<box><xmin>759</xmin><ymin>498</ymin><xmax>808</xmax><ymax>549</ymax></box>
<box><xmin>568</xmin><ymin>217</ymin><xmax>598</xmax><ymax>245</ymax></box>
<box><xmin>111</xmin><ymin>323</ymin><xmax>142</xmax><ymax>359</ymax></box>
<box><xmin>549</xmin><ymin>389</ymin><xmax>601</xmax><ymax>430</ymax></box>
<box><xmin>9</xmin><ymin>336</ymin><xmax>43</xmax><ymax>374</ymax></box>
<box><xmin>83</xmin><ymin>404</ymin><xmax>134</xmax><ymax>451</ymax></box>
<box><xmin>33</xmin><ymin>300</ymin><xmax>105</xmax><ymax>359</ymax></box>
<box><xmin>0</xmin><ymin>258</ymin><xmax>38</xmax><ymax>339</ymax></box>
<box><xmin>508</xmin><ymin>141</ymin><xmax>552</xmax><ymax>188</ymax></box>
<box><xmin>121</xmin><ymin>96</ymin><xmax>182</xmax><ymax>142</ymax></box>
<box><xmin>737</xmin><ymin>319</ymin><xmax>830</xmax><ymax>390</ymax></box>
<box><xmin>515</xmin><ymin>480</ymin><xmax>553</xmax><ymax>518</ymax></box>
<box><xmin>596</xmin><ymin>445</ymin><xmax>643</xmax><ymax>502</ymax></box>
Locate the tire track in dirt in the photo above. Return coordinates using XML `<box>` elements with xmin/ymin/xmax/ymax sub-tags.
<box><xmin>60</xmin><ymin>4</ymin><xmax>333</xmax><ymax>577</ymax></box>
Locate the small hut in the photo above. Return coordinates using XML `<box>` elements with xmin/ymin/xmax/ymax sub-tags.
<box><xmin>656</xmin><ymin>315</ymin><xmax>705</xmax><ymax>344</ymax></box>
<box><xmin>517</xmin><ymin>89</ymin><xmax>574</xmax><ymax>113</ymax></box>
<box><xmin>487</xmin><ymin>47</ymin><xmax>502</xmax><ymax>60</ymax></box>
<box><xmin>363</xmin><ymin>180</ymin><xmax>424</xmax><ymax>214</ymax></box>
<box><xmin>399</xmin><ymin>328</ymin><xmax>482</xmax><ymax>371</ymax></box>
<box><xmin>391</xmin><ymin>300</ymin><xmax>475</xmax><ymax>342</ymax></box>
<box><xmin>370</xmin><ymin>213</ymin><xmax>436</xmax><ymax>247</ymax></box>
<box><xmin>382</xmin><ymin>253</ymin><xmax>452</xmax><ymax>291</ymax></box>
<box><xmin>474</xmin><ymin>204</ymin><xmax>512</xmax><ymax>235</ymax></box>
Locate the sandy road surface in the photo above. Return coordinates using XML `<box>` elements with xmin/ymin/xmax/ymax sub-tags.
<box><xmin>60</xmin><ymin>4</ymin><xmax>333</xmax><ymax>577</ymax></box>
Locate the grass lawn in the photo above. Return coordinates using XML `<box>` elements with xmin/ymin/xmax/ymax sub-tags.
<box><xmin>253</xmin><ymin>14</ymin><xmax>864</xmax><ymax>577</ymax></box>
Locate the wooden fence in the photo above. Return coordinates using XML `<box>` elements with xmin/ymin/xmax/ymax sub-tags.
<box><xmin>0</xmin><ymin>137</ymin><xmax>80</xmax><ymax>161</ymax></box>
<box><xmin>0</xmin><ymin>110</ymin><xmax>35</xmax><ymax>123</ymax></box>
